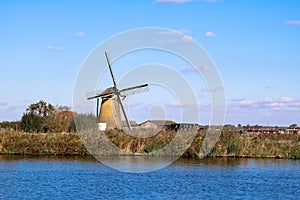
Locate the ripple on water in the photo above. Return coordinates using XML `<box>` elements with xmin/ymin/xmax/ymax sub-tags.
<box><xmin>0</xmin><ymin>156</ymin><xmax>299</xmax><ymax>199</ymax></box>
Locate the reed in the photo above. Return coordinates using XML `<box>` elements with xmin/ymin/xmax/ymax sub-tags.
<box><xmin>1</xmin><ymin>129</ymin><xmax>299</xmax><ymax>159</ymax></box>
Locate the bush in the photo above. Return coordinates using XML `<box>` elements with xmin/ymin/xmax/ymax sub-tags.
<box><xmin>21</xmin><ymin>113</ymin><xmax>42</xmax><ymax>133</ymax></box>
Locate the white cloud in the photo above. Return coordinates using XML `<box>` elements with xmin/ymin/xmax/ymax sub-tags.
<box><xmin>75</xmin><ymin>32</ymin><xmax>85</xmax><ymax>37</ymax></box>
<box><xmin>230</xmin><ymin>97</ymin><xmax>300</xmax><ymax>111</ymax></box>
<box><xmin>156</xmin><ymin>29</ymin><xmax>193</xmax><ymax>44</ymax></box>
<box><xmin>165</xmin><ymin>35</ymin><xmax>194</xmax><ymax>44</ymax></box>
<box><xmin>181</xmin><ymin>35</ymin><xmax>193</xmax><ymax>42</ymax></box>
<box><xmin>205</xmin><ymin>31</ymin><xmax>216</xmax><ymax>37</ymax></box>
<box><xmin>46</xmin><ymin>45</ymin><xmax>62</xmax><ymax>51</ymax></box>
<box><xmin>284</xmin><ymin>20</ymin><xmax>300</xmax><ymax>25</ymax></box>
<box><xmin>263</xmin><ymin>97</ymin><xmax>273</xmax><ymax>102</ymax></box>
<box><xmin>157</xmin><ymin>29</ymin><xmax>190</xmax><ymax>35</ymax></box>
<box><xmin>279</xmin><ymin>97</ymin><xmax>295</xmax><ymax>102</ymax></box>
<box><xmin>230</xmin><ymin>98</ymin><xmax>244</xmax><ymax>102</ymax></box>
<box><xmin>180</xmin><ymin>63</ymin><xmax>209</xmax><ymax>73</ymax></box>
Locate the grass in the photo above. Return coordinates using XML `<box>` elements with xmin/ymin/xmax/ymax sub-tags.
<box><xmin>1</xmin><ymin>129</ymin><xmax>300</xmax><ymax>159</ymax></box>
<box><xmin>0</xmin><ymin>131</ymin><xmax>88</xmax><ymax>155</ymax></box>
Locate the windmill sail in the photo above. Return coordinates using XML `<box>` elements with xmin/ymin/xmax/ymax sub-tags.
<box><xmin>86</xmin><ymin>51</ymin><xmax>149</xmax><ymax>130</ymax></box>
<box><xmin>105</xmin><ymin>52</ymin><xmax>118</xmax><ymax>89</ymax></box>
<box><xmin>119</xmin><ymin>84</ymin><xmax>149</xmax><ymax>98</ymax></box>
<box><xmin>86</xmin><ymin>88</ymin><xmax>114</xmax><ymax>100</ymax></box>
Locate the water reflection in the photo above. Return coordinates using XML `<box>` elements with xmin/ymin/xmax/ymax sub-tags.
<box><xmin>0</xmin><ymin>155</ymin><xmax>97</xmax><ymax>163</ymax></box>
<box><xmin>175</xmin><ymin>157</ymin><xmax>250</xmax><ymax>167</ymax></box>
<box><xmin>96</xmin><ymin>155</ymin><xmax>179</xmax><ymax>173</ymax></box>
<box><xmin>0</xmin><ymin>155</ymin><xmax>252</xmax><ymax>172</ymax></box>
<box><xmin>2</xmin><ymin>154</ymin><xmax>297</xmax><ymax>169</ymax></box>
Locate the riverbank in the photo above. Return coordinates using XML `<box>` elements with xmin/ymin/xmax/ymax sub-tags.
<box><xmin>0</xmin><ymin>132</ymin><xmax>88</xmax><ymax>155</ymax></box>
<box><xmin>0</xmin><ymin>129</ymin><xmax>299</xmax><ymax>159</ymax></box>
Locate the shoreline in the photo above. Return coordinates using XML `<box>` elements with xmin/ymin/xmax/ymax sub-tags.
<box><xmin>0</xmin><ymin>152</ymin><xmax>295</xmax><ymax>159</ymax></box>
<box><xmin>1</xmin><ymin>130</ymin><xmax>299</xmax><ymax>159</ymax></box>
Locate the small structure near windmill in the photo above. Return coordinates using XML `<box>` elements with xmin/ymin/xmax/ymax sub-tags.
<box><xmin>87</xmin><ymin>52</ymin><xmax>148</xmax><ymax>130</ymax></box>
<box><xmin>140</xmin><ymin>120</ymin><xmax>175</xmax><ymax>130</ymax></box>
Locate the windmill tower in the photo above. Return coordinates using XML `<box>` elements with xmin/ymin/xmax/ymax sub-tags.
<box><xmin>87</xmin><ymin>52</ymin><xmax>148</xmax><ymax>130</ymax></box>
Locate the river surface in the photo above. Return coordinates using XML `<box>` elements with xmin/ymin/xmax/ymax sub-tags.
<box><xmin>0</xmin><ymin>155</ymin><xmax>299</xmax><ymax>199</ymax></box>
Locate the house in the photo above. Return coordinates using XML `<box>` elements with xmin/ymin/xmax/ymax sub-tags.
<box><xmin>247</xmin><ymin>127</ymin><xmax>287</xmax><ymax>135</ymax></box>
<box><xmin>286</xmin><ymin>128</ymin><xmax>300</xmax><ymax>134</ymax></box>
<box><xmin>140</xmin><ymin>120</ymin><xmax>175</xmax><ymax>129</ymax></box>
<box><xmin>168</xmin><ymin>123</ymin><xmax>199</xmax><ymax>131</ymax></box>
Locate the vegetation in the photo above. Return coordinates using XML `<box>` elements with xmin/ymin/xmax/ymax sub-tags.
<box><xmin>19</xmin><ymin>100</ymin><xmax>76</xmax><ymax>133</ymax></box>
<box><xmin>1</xmin><ymin>128</ymin><xmax>300</xmax><ymax>159</ymax></box>
<box><xmin>1</xmin><ymin>100</ymin><xmax>300</xmax><ymax>159</ymax></box>
<box><xmin>0</xmin><ymin>121</ymin><xmax>21</xmax><ymax>131</ymax></box>
<box><xmin>0</xmin><ymin>131</ymin><xmax>88</xmax><ymax>155</ymax></box>
<box><xmin>192</xmin><ymin>127</ymin><xmax>300</xmax><ymax>159</ymax></box>
<box><xmin>21</xmin><ymin>113</ymin><xmax>42</xmax><ymax>132</ymax></box>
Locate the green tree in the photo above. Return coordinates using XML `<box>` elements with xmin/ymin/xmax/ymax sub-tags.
<box><xmin>21</xmin><ymin>100</ymin><xmax>54</xmax><ymax>132</ymax></box>
<box><xmin>21</xmin><ymin>100</ymin><xmax>75</xmax><ymax>133</ymax></box>
<box><xmin>21</xmin><ymin>113</ymin><xmax>42</xmax><ymax>132</ymax></box>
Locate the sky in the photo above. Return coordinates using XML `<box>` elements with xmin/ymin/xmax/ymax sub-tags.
<box><xmin>0</xmin><ymin>0</ymin><xmax>300</xmax><ymax>126</ymax></box>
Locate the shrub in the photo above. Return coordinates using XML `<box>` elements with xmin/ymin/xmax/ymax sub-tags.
<box><xmin>21</xmin><ymin>113</ymin><xmax>42</xmax><ymax>133</ymax></box>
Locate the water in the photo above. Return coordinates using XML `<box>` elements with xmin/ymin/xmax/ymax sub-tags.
<box><xmin>0</xmin><ymin>156</ymin><xmax>300</xmax><ymax>200</ymax></box>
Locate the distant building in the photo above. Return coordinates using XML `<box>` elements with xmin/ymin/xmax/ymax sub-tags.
<box><xmin>286</xmin><ymin>128</ymin><xmax>300</xmax><ymax>134</ymax></box>
<box><xmin>168</xmin><ymin>123</ymin><xmax>199</xmax><ymax>131</ymax></box>
<box><xmin>247</xmin><ymin>127</ymin><xmax>286</xmax><ymax>135</ymax></box>
<box><xmin>140</xmin><ymin>120</ymin><xmax>175</xmax><ymax>129</ymax></box>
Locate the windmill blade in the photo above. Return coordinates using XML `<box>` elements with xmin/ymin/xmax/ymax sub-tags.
<box><xmin>104</xmin><ymin>52</ymin><xmax>118</xmax><ymax>89</ymax></box>
<box><xmin>119</xmin><ymin>84</ymin><xmax>149</xmax><ymax>98</ymax></box>
<box><xmin>86</xmin><ymin>87</ymin><xmax>115</xmax><ymax>100</ymax></box>
<box><xmin>96</xmin><ymin>98</ymin><xmax>99</xmax><ymax>117</ymax></box>
<box><xmin>86</xmin><ymin>91</ymin><xmax>114</xmax><ymax>100</ymax></box>
<box><xmin>115</xmin><ymin>92</ymin><xmax>132</xmax><ymax>130</ymax></box>
<box><xmin>119</xmin><ymin>83</ymin><xmax>148</xmax><ymax>93</ymax></box>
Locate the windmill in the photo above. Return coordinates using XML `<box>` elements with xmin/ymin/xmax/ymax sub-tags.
<box><xmin>87</xmin><ymin>52</ymin><xmax>149</xmax><ymax>130</ymax></box>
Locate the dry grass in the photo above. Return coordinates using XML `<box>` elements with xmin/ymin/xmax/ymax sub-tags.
<box><xmin>1</xmin><ymin>129</ymin><xmax>300</xmax><ymax>159</ymax></box>
<box><xmin>0</xmin><ymin>131</ymin><xmax>88</xmax><ymax>155</ymax></box>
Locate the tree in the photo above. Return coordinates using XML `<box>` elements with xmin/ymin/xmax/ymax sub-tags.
<box><xmin>21</xmin><ymin>100</ymin><xmax>75</xmax><ymax>133</ymax></box>
<box><xmin>0</xmin><ymin>121</ymin><xmax>10</xmax><ymax>129</ymax></box>
<box><xmin>56</xmin><ymin>105</ymin><xmax>70</xmax><ymax>112</ymax></box>
<box><xmin>26</xmin><ymin>100</ymin><xmax>55</xmax><ymax>117</ymax></box>
<box><xmin>21</xmin><ymin>100</ymin><xmax>54</xmax><ymax>132</ymax></box>
<box><xmin>21</xmin><ymin>113</ymin><xmax>42</xmax><ymax>132</ymax></box>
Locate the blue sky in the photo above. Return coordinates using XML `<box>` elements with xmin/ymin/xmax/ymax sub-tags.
<box><xmin>1</xmin><ymin>0</ymin><xmax>300</xmax><ymax>126</ymax></box>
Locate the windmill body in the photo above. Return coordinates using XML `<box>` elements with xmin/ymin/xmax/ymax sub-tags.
<box><xmin>87</xmin><ymin>52</ymin><xmax>148</xmax><ymax>131</ymax></box>
<box><xmin>98</xmin><ymin>88</ymin><xmax>121</xmax><ymax>130</ymax></box>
